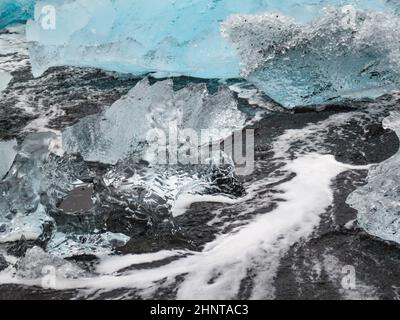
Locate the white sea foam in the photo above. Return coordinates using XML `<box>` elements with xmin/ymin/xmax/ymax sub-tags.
<box><xmin>97</xmin><ymin>250</ymin><xmax>188</xmax><ymax>274</ymax></box>
<box><xmin>172</xmin><ymin>194</ymin><xmax>240</xmax><ymax>218</ymax></box>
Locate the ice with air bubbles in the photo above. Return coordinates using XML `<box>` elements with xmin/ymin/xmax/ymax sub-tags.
<box><xmin>222</xmin><ymin>7</ymin><xmax>400</xmax><ymax>107</ymax></box>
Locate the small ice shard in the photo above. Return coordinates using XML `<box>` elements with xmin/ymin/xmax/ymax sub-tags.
<box><xmin>0</xmin><ymin>133</ymin><xmax>56</xmax><ymax>243</ymax></box>
<box><xmin>16</xmin><ymin>246</ymin><xmax>85</xmax><ymax>279</ymax></box>
<box><xmin>0</xmin><ymin>139</ymin><xmax>17</xmax><ymax>180</ymax></box>
<box><xmin>347</xmin><ymin>112</ymin><xmax>400</xmax><ymax>244</ymax></box>
<box><xmin>222</xmin><ymin>7</ymin><xmax>400</xmax><ymax>107</ymax></box>
<box><xmin>62</xmin><ymin>78</ymin><xmax>246</xmax><ymax>164</ymax></box>
<box><xmin>0</xmin><ymin>71</ymin><xmax>12</xmax><ymax>92</ymax></box>
<box><xmin>0</xmin><ymin>0</ymin><xmax>34</xmax><ymax>29</ymax></box>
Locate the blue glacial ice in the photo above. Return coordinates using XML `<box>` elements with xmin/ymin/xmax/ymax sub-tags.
<box><xmin>25</xmin><ymin>1</ymin><xmax>400</xmax><ymax>107</ymax></box>
<box><xmin>222</xmin><ymin>7</ymin><xmax>400</xmax><ymax>107</ymax></box>
<box><xmin>0</xmin><ymin>0</ymin><xmax>34</xmax><ymax>30</ymax></box>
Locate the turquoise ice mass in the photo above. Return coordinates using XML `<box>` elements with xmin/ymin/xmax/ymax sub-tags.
<box><xmin>2</xmin><ymin>0</ymin><xmax>400</xmax><ymax>106</ymax></box>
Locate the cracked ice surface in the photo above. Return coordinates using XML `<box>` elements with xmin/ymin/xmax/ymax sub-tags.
<box><xmin>0</xmin><ymin>133</ymin><xmax>55</xmax><ymax>243</ymax></box>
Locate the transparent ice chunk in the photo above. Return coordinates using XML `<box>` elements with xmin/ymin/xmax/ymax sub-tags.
<box><xmin>0</xmin><ymin>133</ymin><xmax>55</xmax><ymax>243</ymax></box>
<box><xmin>26</xmin><ymin>0</ymin><xmax>393</xmax><ymax>80</ymax></box>
<box><xmin>62</xmin><ymin>78</ymin><xmax>246</xmax><ymax>164</ymax></box>
<box><xmin>222</xmin><ymin>7</ymin><xmax>400</xmax><ymax>107</ymax></box>
<box><xmin>347</xmin><ymin>112</ymin><xmax>400</xmax><ymax>244</ymax></box>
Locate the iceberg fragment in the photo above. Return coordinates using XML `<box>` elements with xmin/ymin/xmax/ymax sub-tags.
<box><xmin>26</xmin><ymin>0</ymin><xmax>394</xmax><ymax>79</ymax></box>
<box><xmin>0</xmin><ymin>133</ymin><xmax>55</xmax><ymax>243</ymax></box>
<box><xmin>347</xmin><ymin>112</ymin><xmax>400</xmax><ymax>244</ymax></box>
<box><xmin>222</xmin><ymin>7</ymin><xmax>400</xmax><ymax>107</ymax></box>
<box><xmin>62</xmin><ymin>78</ymin><xmax>246</xmax><ymax>164</ymax></box>
<box><xmin>26</xmin><ymin>0</ymin><xmax>260</xmax><ymax>78</ymax></box>
<box><xmin>0</xmin><ymin>0</ymin><xmax>34</xmax><ymax>29</ymax></box>
<box><xmin>25</xmin><ymin>0</ymin><xmax>399</xmax><ymax>107</ymax></box>
<box><xmin>0</xmin><ymin>132</ymin><xmax>131</xmax><ymax>256</ymax></box>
